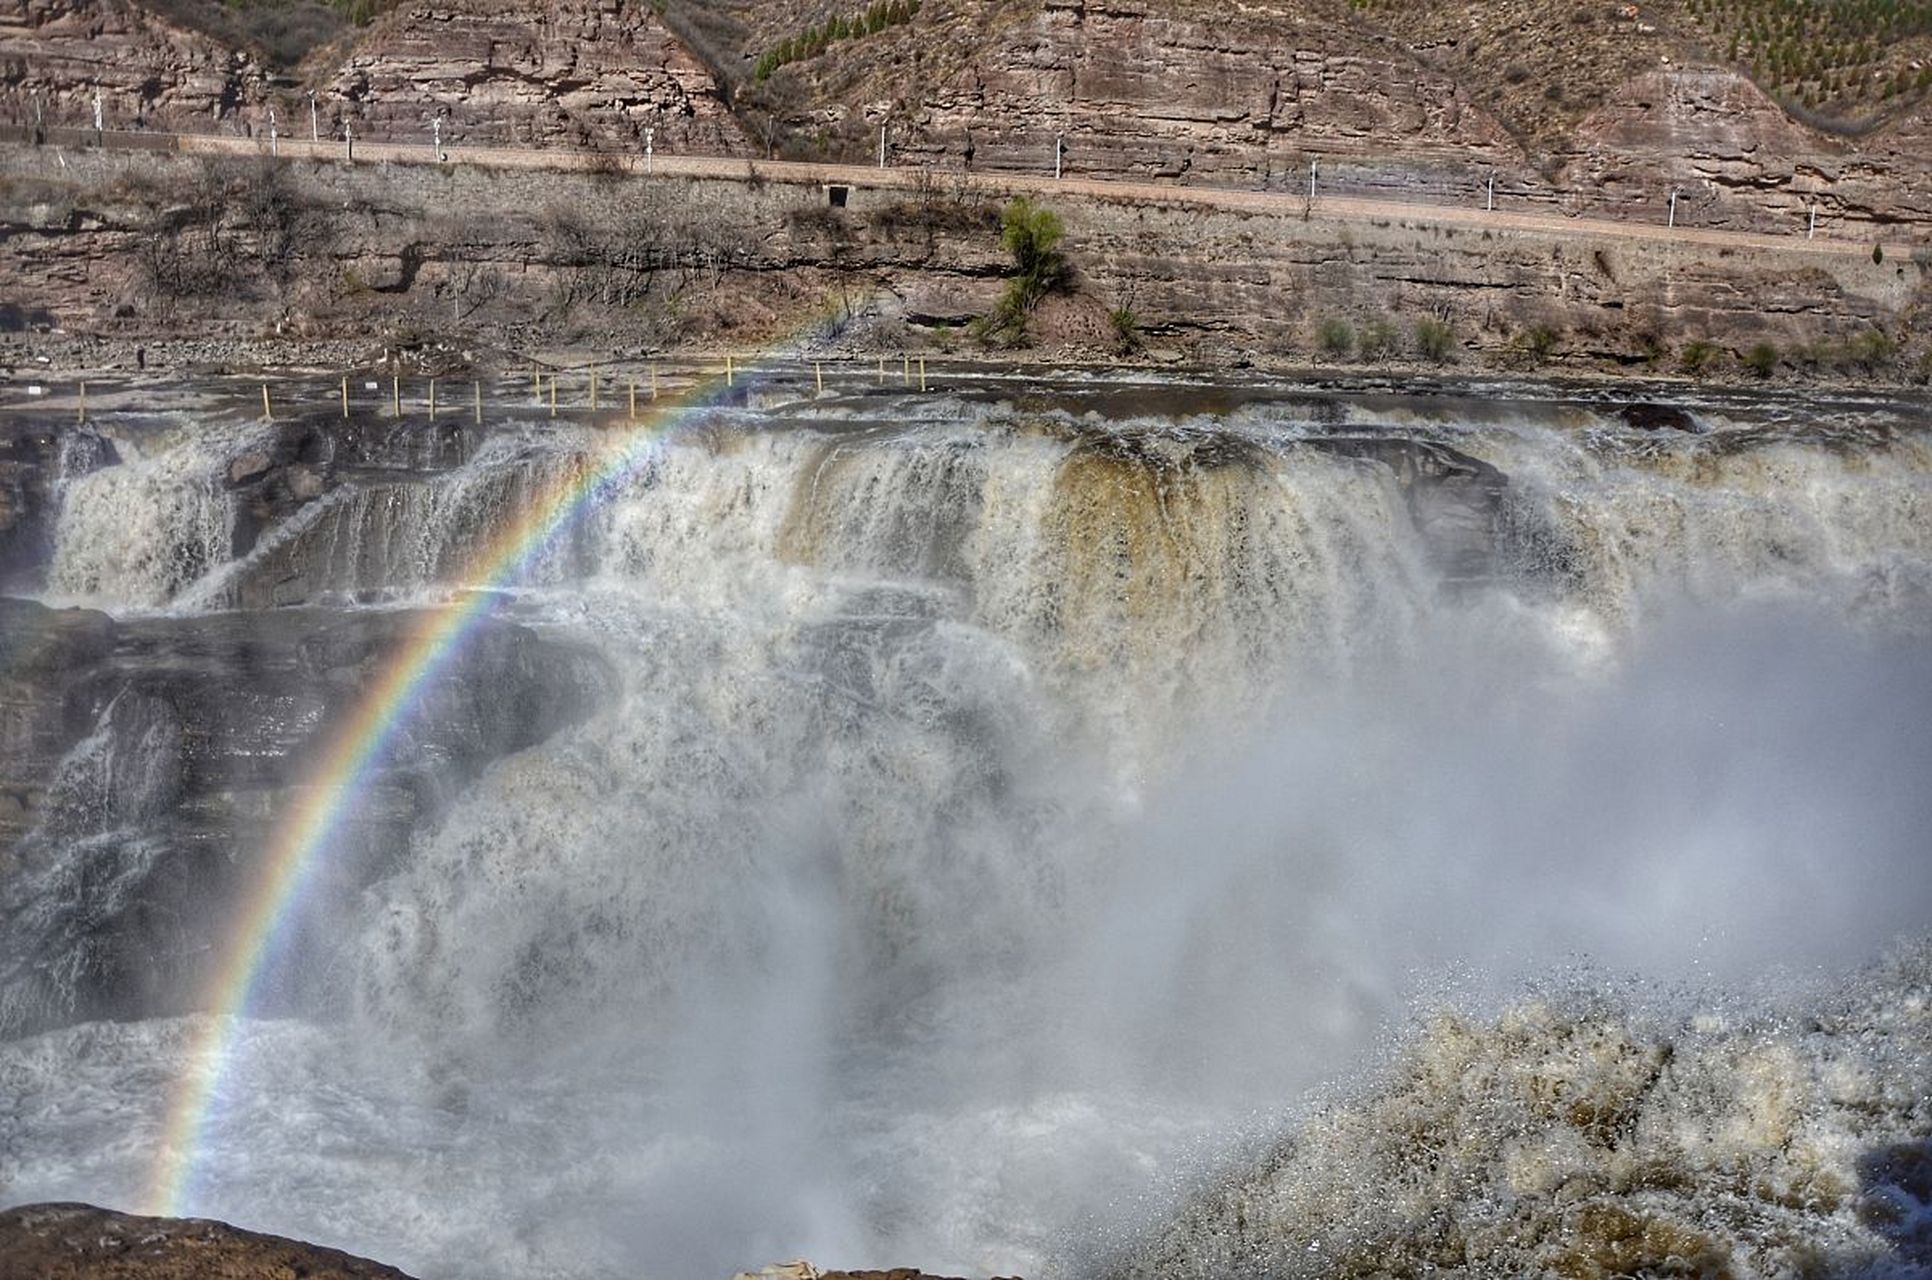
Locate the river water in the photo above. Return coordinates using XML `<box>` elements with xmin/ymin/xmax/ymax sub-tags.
<box><xmin>2</xmin><ymin>370</ymin><xmax>1929</xmax><ymax>1277</ymax></box>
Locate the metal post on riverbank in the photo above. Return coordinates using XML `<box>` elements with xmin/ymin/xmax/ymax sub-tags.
<box><xmin>589</xmin><ymin>368</ymin><xmax>597</xmax><ymax>412</ymax></box>
<box><xmin>261</xmin><ymin>383</ymin><xmax>272</xmax><ymax>420</ymax></box>
<box><xmin>77</xmin><ymin>381</ymin><xmax>85</xmax><ymax>423</ymax></box>
<box><xmin>919</xmin><ymin>357</ymin><xmax>927</xmax><ymax>392</ymax></box>
<box><xmin>428</xmin><ymin>378</ymin><xmax>437</xmax><ymax>420</ymax></box>
<box><xmin>549</xmin><ymin>375</ymin><xmax>557</xmax><ymax>418</ymax></box>
<box><xmin>650</xmin><ymin>364</ymin><xmax>659</xmax><ymax>401</ymax></box>
<box><xmin>628</xmin><ymin>380</ymin><xmax>637</xmax><ymax>422</ymax></box>
<box><xmin>341</xmin><ymin>376</ymin><xmax>349</xmax><ymax>419</ymax></box>
<box><xmin>474</xmin><ymin>380</ymin><xmax>482</xmax><ymax>426</ymax></box>
<box><xmin>392</xmin><ymin>375</ymin><xmax>400</xmax><ymax>418</ymax></box>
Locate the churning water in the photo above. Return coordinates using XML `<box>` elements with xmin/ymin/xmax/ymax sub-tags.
<box><xmin>2</xmin><ymin>376</ymin><xmax>1930</xmax><ymax>1277</ymax></box>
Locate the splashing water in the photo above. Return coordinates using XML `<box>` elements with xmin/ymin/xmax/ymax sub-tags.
<box><xmin>3</xmin><ymin>381</ymin><xmax>1930</xmax><ymax>1278</ymax></box>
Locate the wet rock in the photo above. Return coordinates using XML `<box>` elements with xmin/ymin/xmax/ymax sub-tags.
<box><xmin>0</xmin><ymin>1202</ymin><xmax>414</xmax><ymax>1279</ymax></box>
<box><xmin>0</xmin><ymin>600</ymin><xmax>614</xmax><ymax>1036</ymax></box>
<box><xmin>226</xmin><ymin>451</ymin><xmax>272</xmax><ymax>485</ymax></box>
<box><xmin>1619</xmin><ymin>402</ymin><xmax>1699</xmax><ymax>433</ymax></box>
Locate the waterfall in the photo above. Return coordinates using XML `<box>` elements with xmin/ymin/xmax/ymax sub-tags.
<box><xmin>6</xmin><ymin>383</ymin><xmax>1930</xmax><ymax>1279</ymax></box>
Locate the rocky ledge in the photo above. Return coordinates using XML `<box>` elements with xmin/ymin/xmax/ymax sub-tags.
<box><xmin>0</xmin><ymin>1203</ymin><xmax>1019</xmax><ymax>1280</ymax></box>
<box><xmin>0</xmin><ymin>1202</ymin><xmax>414</xmax><ymax>1279</ymax></box>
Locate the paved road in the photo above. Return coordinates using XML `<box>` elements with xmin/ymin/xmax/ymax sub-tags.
<box><xmin>74</xmin><ymin>129</ymin><xmax>1893</xmax><ymax>261</ymax></box>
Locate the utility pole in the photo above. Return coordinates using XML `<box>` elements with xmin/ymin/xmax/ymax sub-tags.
<box><xmin>309</xmin><ymin>91</ymin><xmax>319</xmax><ymax>142</ymax></box>
<box><xmin>644</xmin><ymin>126</ymin><xmax>654</xmax><ymax>174</ymax></box>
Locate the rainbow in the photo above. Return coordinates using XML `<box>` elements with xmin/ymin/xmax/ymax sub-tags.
<box><xmin>142</xmin><ymin>363</ymin><xmax>753</xmax><ymax>1216</ymax></box>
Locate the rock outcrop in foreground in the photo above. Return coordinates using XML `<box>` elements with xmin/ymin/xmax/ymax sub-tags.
<box><xmin>0</xmin><ymin>1204</ymin><xmax>1017</xmax><ymax>1280</ymax></box>
<box><xmin>0</xmin><ymin>1203</ymin><xmax>415</xmax><ymax>1279</ymax></box>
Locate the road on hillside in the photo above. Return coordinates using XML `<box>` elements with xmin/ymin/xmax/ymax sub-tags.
<box><xmin>42</xmin><ymin>128</ymin><xmax>1903</xmax><ymax>260</ymax></box>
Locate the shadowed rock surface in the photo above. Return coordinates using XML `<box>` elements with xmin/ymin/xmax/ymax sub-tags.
<box><xmin>0</xmin><ymin>596</ymin><xmax>614</xmax><ymax>1036</ymax></box>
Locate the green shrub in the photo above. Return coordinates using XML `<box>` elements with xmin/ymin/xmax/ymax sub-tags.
<box><xmin>1317</xmin><ymin>317</ymin><xmax>1354</xmax><ymax>359</ymax></box>
<box><xmin>1680</xmin><ymin>339</ymin><xmax>1719</xmax><ymax>377</ymax></box>
<box><xmin>1744</xmin><ymin>341</ymin><xmax>1779</xmax><ymax>378</ymax></box>
<box><xmin>1523</xmin><ymin>323</ymin><xmax>1559</xmax><ymax>366</ymax></box>
<box><xmin>754</xmin><ymin>0</ymin><xmax>920</xmax><ymax>81</ymax></box>
<box><xmin>979</xmin><ymin>196</ymin><xmax>1069</xmax><ymax>344</ymax></box>
<box><xmin>1849</xmin><ymin>327</ymin><xmax>1897</xmax><ymax>372</ymax></box>
<box><xmin>1359</xmin><ymin>316</ymin><xmax>1399</xmax><ymax>362</ymax></box>
<box><xmin>1109</xmin><ymin>305</ymin><xmax>1142</xmax><ymax>354</ymax></box>
<box><xmin>1414</xmin><ymin>316</ymin><xmax>1455</xmax><ymax>364</ymax></box>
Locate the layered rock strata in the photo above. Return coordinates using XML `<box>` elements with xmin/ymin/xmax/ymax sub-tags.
<box><xmin>317</xmin><ymin>0</ymin><xmax>747</xmax><ymax>152</ymax></box>
<box><xmin>0</xmin><ymin>0</ymin><xmax>267</xmax><ymax>134</ymax></box>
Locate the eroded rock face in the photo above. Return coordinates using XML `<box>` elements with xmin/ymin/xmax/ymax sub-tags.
<box><xmin>759</xmin><ymin>0</ymin><xmax>1516</xmax><ymax>189</ymax></box>
<box><xmin>0</xmin><ymin>1202</ymin><xmax>416</xmax><ymax>1279</ymax></box>
<box><xmin>320</xmin><ymin>0</ymin><xmax>747</xmax><ymax>153</ymax></box>
<box><xmin>0</xmin><ymin>0</ymin><xmax>267</xmax><ymax>133</ymax></box>
<box><xmin>0</xmin><ymin>596</ymin><xmax>613</xmax><ymax>1036</ymax></box>
<box><xmin>1564</xmin><ymin>68</ymin><xmax>1932</xmax><ymax>240</ymax></box>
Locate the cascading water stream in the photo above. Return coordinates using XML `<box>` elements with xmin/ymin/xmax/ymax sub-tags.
<box><xmin>2</xmin><ymin>383</ymin><xmax>1929</xmax><ymax>1279</ymax></box>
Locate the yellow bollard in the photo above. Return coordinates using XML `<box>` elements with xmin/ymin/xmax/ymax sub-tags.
<box><xmin>341</xmin><ymin>375</ymin><xmax>349</xmax><ymax>419</ymax></box>
<box><xmin>473</xmin><ymin>380</ymin><xmax>482</xmax><ymax>425</ymax></box>
<box><xmin>901</xmin><ymin>355</ymin><xmax>910</xmax><ymax>385</ymax></box>
<box><xmin>815</xmin><ymin>361</ymin><xmax>824</xmax><ymax>395</ymax></box>
<box><xmin>918</xmin><ymin>357</ymin><xmax>927</xmax><ymax>392</ymax></box>
<box><xmin>726</xmin><ymin>354</ymin><xmax>735</xmax><ymax>387</ymax></box>
<box><xmin>533</xmin><ymin>365</ymin><xmax>541</xmax><ymax>399</ymax></box>
<box><xmin>77</xmin><ymin>381</ymin><xmax>86</xmax><ymax>422</ymax></box>
<box><xmin>629</xmin><ymin>380</ymin><xmax>637</xmax><ymax>422</ymax></box>
<box><xmin>262</xmin><ymin>383</ymin><xmax>272</xmax><ymax>421</ymax></box>
<box><xmin>392</xmin><ymin>375</ymin><xmax>401</xmax><ymax>419</ymax></box>
<box><xmin>549</xmin><ymin>375</ymin><xmax>557</xmax><ymax>418</ymax></box>
<box><xmin>428</xmin><ymin>378</ymin><xmax>437</xmax><ymax>420</ymax></box>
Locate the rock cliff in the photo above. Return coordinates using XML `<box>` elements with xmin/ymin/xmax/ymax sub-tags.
<box><xmin>317</xmin><ymin>0</ymin><xmax>746</xmax><ymax>153</ymax></box>
<box><xmin>1563</xmin><ymin>68</ymin><xmax>1932</xmax><ymax>238</ymax></box>
<box><xmin>0</xmin><ymin>0</ymin><xmax>268</xmax><ymax>133</ymax></box>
